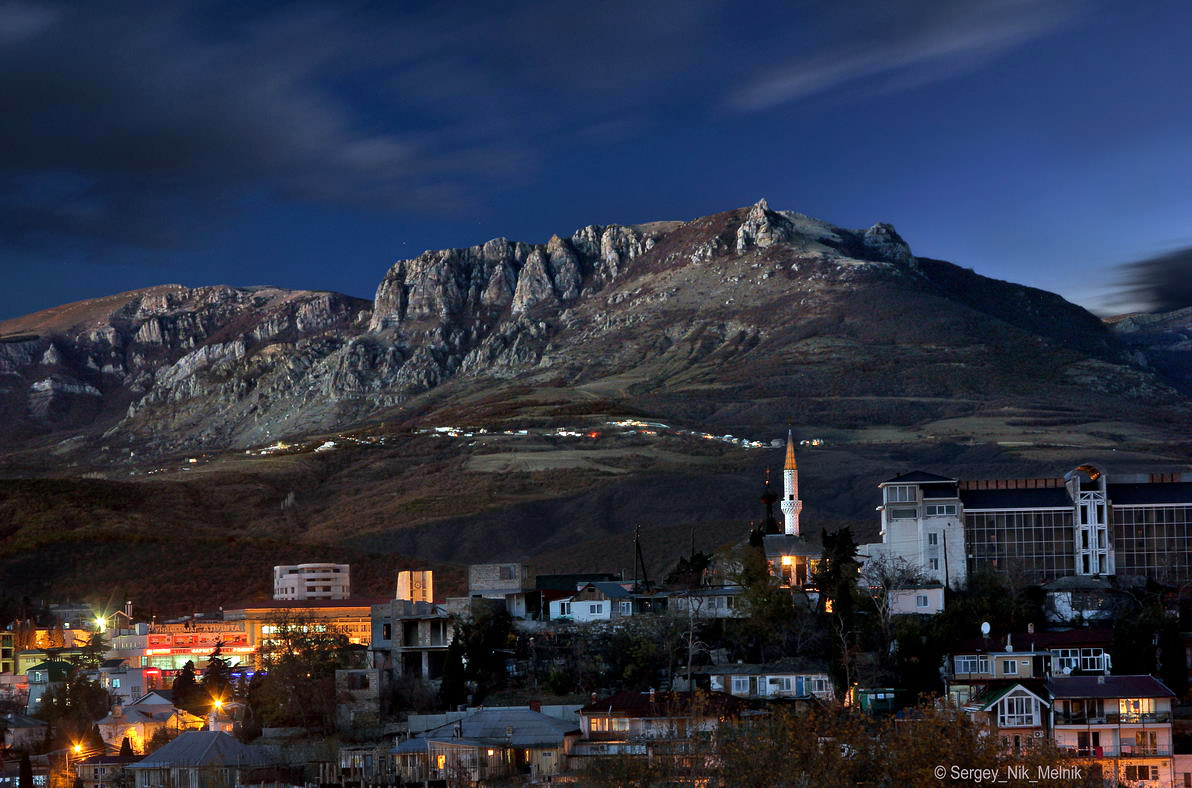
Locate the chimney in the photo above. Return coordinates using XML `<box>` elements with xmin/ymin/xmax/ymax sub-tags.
<box><xmin>1005</xmin><ymin>634</ymin><xmax>1013</xmax><ymax>653</ymax></box>
<box><xmin>1027</xmin><ymin>623</ymin><xmax>1035</xmax><ymax>635</ymax></box>
<box><xmin>529</xmin><ymin>700</ymin><xmax>541</xmax><ymax>713</ymax></box>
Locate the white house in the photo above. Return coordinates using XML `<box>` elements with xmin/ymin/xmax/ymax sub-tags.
<box><xmin>887</xmin><ymin>585</ymin><xmax>945</xmax><ymax>615</ymax></box>
<box><xmin>549</xmin><ymin>582</ymin><xmax>634</xmax><ymax>622</ymax></box>
<box><xmin>689</xmin><ymin>663</ymin><xmax>834</xmax><ymax>701</ymax></box>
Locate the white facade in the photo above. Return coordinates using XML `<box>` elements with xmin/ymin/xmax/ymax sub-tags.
<box><xmin>273</xmin><ymin>563</ymin><xmax>350</xmax><ymax>600</ymax></box>
<box><xmin>860</xmin><ymin>474</ymin><xmax>967</xmax><ymax>588</ymax></box>
<box><xmin>887</xmin><ymin>586</ymin><xmax>945</xmax><ymax>615</ymax></box>
<box><xmin>709</xmin><ymin>670</ymin><xmax>833</xmax><ymax>701</ymax></box>
<box><xmin>779</xmin><ymin>432</ymin><xmax>802</xmax><ymax>536</ymax></box>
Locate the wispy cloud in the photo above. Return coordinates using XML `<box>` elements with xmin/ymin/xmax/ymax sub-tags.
<box><xmin>727</xmin><ymin>0</ymin><xmax>1085</xmax><ymax>111</ymax></box>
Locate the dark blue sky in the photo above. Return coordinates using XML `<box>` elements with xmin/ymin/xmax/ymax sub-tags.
<box><xmin>2</xmin><ymin>0</ymin><xmax>1190</xmax><ymax>320</ymax></box>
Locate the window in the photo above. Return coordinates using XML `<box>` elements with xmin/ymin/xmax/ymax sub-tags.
<box><xmin>890</xmin><ymin>508</ymin><xmax>917</xmax><ymax>520</ymax></box>
<box><xmin>771</xmin><ymin>677</ymin><xmax>795</xmax><ymax>692</ymax></box>
<box><xmin>588</xmin><ymin>603</ymin><xmax>601</xmax><ymax>614</ymax></box>
<box><xmin>1126</xmin><ymin>766</ymin><xmax>1159</xmax><ymax>781</ymax></box>
<box><xmin>1002</xmin><ymin>659</ymin><xmax>1018</xmax><ymax>675</ymax></box>
<box><xmin>929</xmin><ymin>558</ymin><xmax>939</xmax><ymax>571</ymax></box>
<box><xmin>808</xmin><ymin>677</ymin><xmax>831</xmax><ymax>694</ymax></box>
<box><xmin>382</xmin><ymin>623</ymin><xmax>392</xmax><ymax>640</ymax></box>
<box><xmin>886</xmin><ymin>485</ymin><xmax>915</xmax><ymax>503</ymax></box>
<box><xmin>927</xmin><ymin>533</ymin><xmax>938</xmax><ymax>545</ymax></box>
<box><xmin>955</xmin><ymin>655</ymin><xmax>990</xmax><ymax>674</ymax></box>
<box><xmin>731</xmin><ymin>676</ymin><xmax>750</xmax><ymax>695</ymax></box>
<box><xmin>926</xmin><ymin>504</ymin><xmax>957</xmax><ymax>516</ymax></box>
<box><xmin>620</xmin><ymin>601</ymin><xmax>632</xmax><ymax>616</ymax></box>
<box><xmin>998</xmin><ymin>694</ymin><xmax>1036</xmax><ymax>727</ymax></box>
<box><xmin>916</xmin><ymin>595</ymin><xmax>929</xmax><ymax>608</ymax></box>
<box><xmin>111</xmin><ymin>678</ymin><xmax>121</xmax><ymax>688</ymax></box>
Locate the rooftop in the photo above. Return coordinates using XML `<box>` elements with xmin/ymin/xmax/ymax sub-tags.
<box><xmin>880</xmin><ymin>471</ymin><xmax>958</xmax><ymax>485</ymax></box>
<box><xmin>958</xmin><ymin>487</ymin><xmax>1072</xmax><ymax>510</ymax></box>
<box><xmin>1045</xmin><ymin>675</ymin><xmax>1175</xmax><ymax>700</ymax></box>
<box><xmin>581</xmin><ymin>690</ymin><xmax>747</xmax><ymax>717</ymax></box>
<box><xmin>395</xmin><ymin>707</ymin><xmax>579</xmax><ymax>752</ymax></box>
<box><xmin>128</xmin><ymin>731</ymin><xmax>275</xmax><ymax>768</ymax></box>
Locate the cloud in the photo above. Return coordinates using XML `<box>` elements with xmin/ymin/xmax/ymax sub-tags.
<box><xmin>0</xmin><ymin>2</ymin><xmax>531</xmax><ymax>252</ymax></box>
<box><xmin>1113</xmin><ymin>247</ymin><xmax>1192</xmax><ymax>314</ymax></box>
<box><xmin>727</xmin><ymin>0</ymin><xmax>1085</xmax><ymax>111</ymax></box>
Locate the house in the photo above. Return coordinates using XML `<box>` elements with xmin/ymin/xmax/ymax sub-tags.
<box><xmin>549</xmin><ymin>582</ymin><xmax>634</xmax><ymax>622</ymax></box>
<box><xmin>86</xmin><ymin>659</ymin><xmax>163</xmax><ymax>706</ymax></box>
<box><xmin>684</xmin><ymin>662</ymin><xmax>834</xmax><ymax>701</ymax></box>
<box><xmin>666</xmin><ymin>586</ymin><xmax>745</xmax><ymax>619</ymax></box>
<box><xmin>0</xmin><ymin>712</ymin><xmax>48</xmax><ymax>751</ymax></box>
<box><xmin>75</xmin><ymin>755</ymin><xmax>142</xmax><ymax>788</ymax></box>
<box><xmin>126</xmin><ymin>731</ymin><xmax>275</xmax><ymax>788</ymax></box>
<box><xmin>886</xmin><ymin>584</ymin><xmax>945</xmax><ymax>615</ymax></box>
<box><xmin>393</xmin><ymin>706</ymin><xmax>580</xmax><ymax>783</ymax></box>
<box><xmin>1048</xmin><ymin>674</ymin><xmax>1176</xmax><ymax>786</ymax></box>
<box><xmin>944</xmin><ymin>628</ymin><xmax>1113</xmax><ymax>707</ymax></box>
<box><xmin>963</xmin><ymin>683</ymin><xmax>1050</xmax><ymax>754</ymax></box>
<box><xmin>370</xmin><ymin>599</ymin><xmax>453</xmax><ymax>680</ymax></box>
<box><xmin>24</xmin><ymin>660</ymin><xmax>73</xmax><ymax>713</ymax></box>
<box><xmin>96</xmin><ymin>691</ymin><xmax>204</xmax><ymax>754</ymax></box>
<box><xmin>572</xmin><ymin>690</ymin><xmax>747</xmax><ymax>764</ymax></box>
<box><xmin>467</xmin><ymin>563</ymin><xmax>536</xmax><ymax>619</ymax></box>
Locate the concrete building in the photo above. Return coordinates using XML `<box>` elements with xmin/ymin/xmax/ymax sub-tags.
<box><xmin>24</xmin><ymin>660</ymin><xmax>72</xmax><ymax>714</ymax></box>
<box><xmin>1</xmin><ymin>631</ymin><xmax>14</xmax><ymax>674</ymax></box>
<box><xmin>887</xmin><ymin>585</ymin><xmax>945</xmax><ymax>615</ymax></box>
<box><xmin>272</xmin><ymin>563</ymin><xmax>350</xmax><ymax>600</ymax></box>
<box><xmin>467</xmin><ymin>563</ymin><xmax>536</xmax><ymax>618</ymax></box>
<box><xmin>549</xmin><ymin>582</ymin><xmax>634</xmax><ymax>622</ymax></box>
<box><xmin>0</xmin><ymin>712</ymin><xmax>47</xmax><ymax>751</ymax></box>
<box><xmin>370</xmin><ymin>599</ymin><xmax>453</xmax><ymax>680</ymax></box>
<box><xmin>396</xmin><ymin>570</ymin><xmax>434</xmax><ymax>604</ymax></box>
<box><xmin>862</xmin><ymin>465</ymin><xmax>1192</xmax><ymax>587</ymax></box>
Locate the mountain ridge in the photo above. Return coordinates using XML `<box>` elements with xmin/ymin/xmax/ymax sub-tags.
<box><xmin>0</xmin><ymin>200</ymin><xmax>1187</xmax><ymax>462</ymax></box>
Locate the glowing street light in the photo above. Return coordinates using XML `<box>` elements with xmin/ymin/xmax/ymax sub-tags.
<box><xmin>94</xmin><ymin>615</ymin><xmax>107</xmax><ymax>633</ymax></box>
<box><xmin>213</xmin><ymin>698</ymin><xmax>224</xmax><ymax>711</ymax></box>
<box><xmin>72</xmin><ymin>743</ymin><xmax>83</xmax><ymax>755</ymax></box>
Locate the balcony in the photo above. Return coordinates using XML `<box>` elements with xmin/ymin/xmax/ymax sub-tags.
<box><xmin>1054</xmin><ymin>712</ymin><xmax>1171</xmax><ymax>725</ymax></box>
<box><xmin>1061</xmin><ymin>746</ymin><xmax>1171</xmax><ymax>758</ymax></box>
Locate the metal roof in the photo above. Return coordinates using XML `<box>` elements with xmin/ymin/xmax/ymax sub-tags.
<box><xmin>880</xmin><ymin>471</ymin><xmax>958</xmax><ymax>485</ymax></box>
<box><xmin>127</xmin><ymin>731</ymin><xmax>275</xmax><ymax>768</ymax></box>
<box><xmin>1045</xmin><ymin>675</ymin><xmax>1175</xmax><ymax>700</ymax></box>
<box><xmin>959</xmin><ymin>487</ymin><xmax>1072</xmax><ymax>509</ymax></box>
<box><xmin>684</xmin><ymin>660</ymin><xmax>829</xmax><ymax>676</ymax></box>
<box><xmin>394</xmin><ymin>708</ymin><xmax>579</xmax><ymax>752</ymax></box>
<box><xmin>1108</xmin><ymin>482</ymin><xmax>1192</xmax><ymax>505</ymax></box>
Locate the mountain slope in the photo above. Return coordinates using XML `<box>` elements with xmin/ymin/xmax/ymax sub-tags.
<box><xmin>2</xmin><ymin>200</ymin><xmax>1185</xmax><ymax>462</ymax></box>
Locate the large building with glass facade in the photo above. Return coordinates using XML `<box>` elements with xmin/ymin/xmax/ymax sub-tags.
<box><xmin>861</xmin><ymin>465</ymin><xmax>1192</xmax><ymax>587</ymax></box>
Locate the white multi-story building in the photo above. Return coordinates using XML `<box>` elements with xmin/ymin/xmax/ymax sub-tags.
<box><xmin>273</xmin><ymin>563</ymin><xmax>351</xmax><ymax>600</ymax></box>
<box><xmin>861</xmin><ymin>464</ymin><xmax>1192</xmax><ymax>588</ymax></box>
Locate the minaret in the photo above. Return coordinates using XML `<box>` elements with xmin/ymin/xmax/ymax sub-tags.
<box><xmin>780</xmin><ymin>430</ymin><xmax>802</xmax><ymax>536</ymax></box>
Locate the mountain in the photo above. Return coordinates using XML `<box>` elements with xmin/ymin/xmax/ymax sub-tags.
<box><xmin>2</xmin><ymin>200</ymin><xmax>1184</xmax><ymax>460</ymax></box>
<box><xmin>4</xmin><ymin>201</ymin><xmax>1192</xmax><ymax>612</ymax></box>
<box><xmin>1108</xmin><ymin>307</ymin><xmax>1192</xmax><ymax>394</ymax></box>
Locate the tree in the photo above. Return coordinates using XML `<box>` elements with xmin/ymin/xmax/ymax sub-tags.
<box><xmin>438</xmin><ymin>637</ymin><xmax>468</xmax><ymax>710</ymax></box>
<box><xmin>813</xmin><ymin>527</ymin><xmax>862</xmax><ymax>692</ymax></box>
<box><xmin>862</xmin><ymin>554</ymin><xmax>930</xmax><ymax>665</ymax></box>
<box><xmin>171</xmin><ymin>661</ymin><xmax>201</xmax><ymax>715</ymax></box>
<box><xmin>252</xmin><ymin>610</ymin><xmax>355</xmax><ymax>731</ymax></box>
<box><xmin>74</xmin><ymin>634</ymin><xmax>108</xmax><ymax>670</ymax></box>
<box><xmin>200</xmin><ymin>642</ymin><xmax>232</xmax><ymax>710</ymax></box>
<box><xmin>119</xmin><ymin>737</ymin><xmax>133</xmax><ymax>757</ymax></box>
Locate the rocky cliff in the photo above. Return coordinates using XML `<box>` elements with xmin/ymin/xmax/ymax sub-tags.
<box><xmin>1</xmin><ymin>201</ymin><xmax>1185</xmax><ymax>458</ymax></box>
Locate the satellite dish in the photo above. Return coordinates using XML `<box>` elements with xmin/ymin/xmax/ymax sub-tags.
<box><xmin>980</xmin><ymin>622</ymin><xmax>991</xmax><ymax>636</ymax></box>
<box><xmin>1062</xmin><ymin>666</ymin><xmax>1072</xmax><ymax>675</ymax></box>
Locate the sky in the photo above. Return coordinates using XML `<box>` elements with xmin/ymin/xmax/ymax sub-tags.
<box><xmin>2</xmin><ymin>0</ymin><xmax>1191</xmax><ymax>320</ymax></box>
